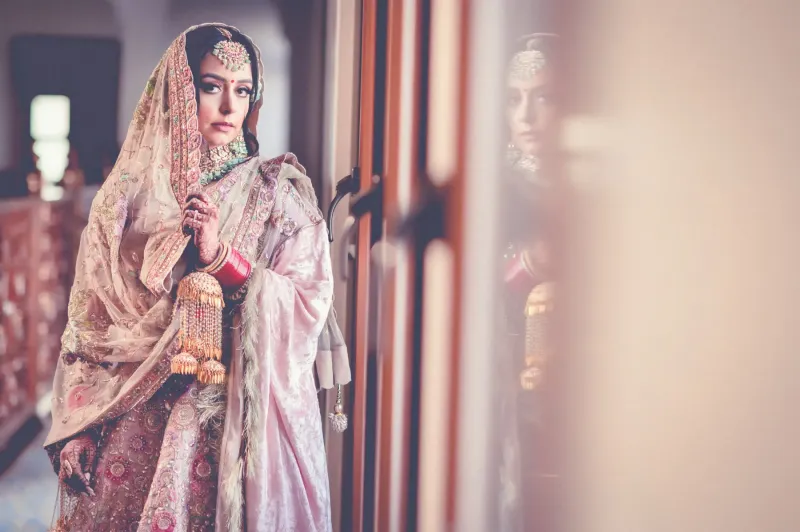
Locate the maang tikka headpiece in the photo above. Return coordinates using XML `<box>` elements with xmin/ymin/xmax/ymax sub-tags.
<box><xmin>506</xmin><ymin>33</ymin><xmax>559</xmax><ymax>183</ymax></box>
<box><xmin>211</xmin><ymin>28</ymin><xmax>252</xmax><ymax>72</ymax></box>
<box><xmin>508</xmin><ymin>33</ymin><xmax>558</xmax><ymax>82</ymax></box>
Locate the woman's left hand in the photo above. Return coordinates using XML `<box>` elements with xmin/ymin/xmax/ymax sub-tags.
<box><xmin>183</xmin><ymin>193</ymin><xmax>221</xmax><ymax>266</ymax></box>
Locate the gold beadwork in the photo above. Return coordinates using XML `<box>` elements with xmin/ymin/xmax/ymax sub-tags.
<box><xmin>172</xmin><ymin>272</ymin><xmax>226</xmax><ymax>384</ymax></box>
<box><xmin>170</xmin><ymin>352</ymin><xmax>199</xmax><ymax>375</ymax></box>
<box><xmin>198</xmin><ymin>359</ymin><xmax>226</xmax><ymax>385</ymax></box>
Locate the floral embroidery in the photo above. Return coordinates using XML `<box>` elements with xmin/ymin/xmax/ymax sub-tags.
<box><xmin>66</xmin><ymin>385</ymin><xmax>92</xmax><ymax>409</ymax></box>
<box><xmin>130</xmin><ymin>434</ymin><xmax>149</xmax><ymax>453</ymax></box>
<box><xmin>144</xmin><ymin>410</ymin><xmax>165</xmax><ymax>433</ymax></box>
<box><xmin>104</xmin><ymin>456</ymin><xmax>131</xmax><ymax>484</ymax></box>
<box><xmin>192</xmin><ymin>457</ymin><xmax>213</xmax><ymax>480</ymax></box>
<box><xmin>144</xmin><ymin>32</ymin><xmax>202</xmax><ymax>292</ymax></box>
<box><xmin>172</xmin><ymin>402</ymin><xmax>197</xmax><ymax>429</ymax></box>
<box><xmin>231</xmin><ymin>155</ymin><xmax>284</xmax><ymax>258</ymax></box>
<box><xmin>287</xmin><ymin>182</ymin><xmax>324</xmax><ymax>225</ymax></box>
<box><xmin>151</xmin><ymin>512</ymin><xmax>176</xmax><ymax>532</ymax></box>
<box><xmin>133</xmin><ymin>74</ymin><xmax>159</xmax><ymax>131</ymax></box>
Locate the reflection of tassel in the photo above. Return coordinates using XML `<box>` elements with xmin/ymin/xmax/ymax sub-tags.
<box><xmin>521</xmin><ymin>282</ymin><xmax>553</xmax><ymax>391</ymax></box>
<box><xmin>171</xmin><ymin>272</ymin><xmax>226</xmax><ymax>384</ymax></box>
<box><xmin>328</xmin><ymin>383</ymin><xmax>348</xmax><ymax>433</ymax></box>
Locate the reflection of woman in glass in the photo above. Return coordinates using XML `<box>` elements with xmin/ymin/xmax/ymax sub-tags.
<box><xmin>506</xmin><ymin>34</ymin><xmax>558</xmax><ymax>186</ymax></box>
<box><xmin>500</xmin><ymin>33</ymin><xmax>559</xmax><ymax>531</ymax></box>
<box><xmin>46</xmin><ymin>24</ymin><xmax>347</xmax><ymax>531</ymax></box>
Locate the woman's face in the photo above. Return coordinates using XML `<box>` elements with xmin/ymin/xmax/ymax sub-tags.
<box><xmin>196</xmin><ymin>52</ymin><xmax>254</xmax><ymax>148</ymax></box>
<box><xmin>506</xmin><ymin>67</ymin><xmax>555</xmax><ymax>157</ymax></box>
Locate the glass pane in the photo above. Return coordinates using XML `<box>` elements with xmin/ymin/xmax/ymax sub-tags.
<box><xmin>493</xmin><ymin>2</ymin><xmax>560</xmax><ymax>531</ymax></box>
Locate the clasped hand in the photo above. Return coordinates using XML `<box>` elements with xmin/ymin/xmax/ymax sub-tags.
<box><xmin>183</xmin><ymin>193</ymin><xmax>221</xmax><ymax>266</ymax></box>
<box><xmin>59</xmin><ymin>433</ymin><xmax>97</xmax><ymax>496</ymax></box>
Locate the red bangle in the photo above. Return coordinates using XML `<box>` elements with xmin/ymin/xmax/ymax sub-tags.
<box><xmin>212</xmin><ymin>246</ymin><xmax>252</xmax><ymax>289</ymax></box>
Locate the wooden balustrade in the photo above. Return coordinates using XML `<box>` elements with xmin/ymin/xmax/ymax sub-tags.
<box><xmin>0</xmin><ymin>196</ymin><xmax>84</xmax><ymax>451</ymax></box>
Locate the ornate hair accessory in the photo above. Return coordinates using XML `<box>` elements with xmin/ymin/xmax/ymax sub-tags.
<box><xmin>508</xmin><ymin>33</ymin><xmax>558</xmax><ymax>82</ymax></box>
<box><xmin>508</xmin><ymin>49</ymin><xmax>546</xmax><ymax>81</ymax></box>
<box><xmin>211</xmin><ymin>39</ymin><xmax>251</xmax><ymax>72</ymax></box>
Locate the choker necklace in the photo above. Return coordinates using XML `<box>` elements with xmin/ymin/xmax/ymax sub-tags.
<box><xmin>199</xmin><ymin>132</ymin><xmax>249</xmax><ymax>186</ymax></box>
<box><xmin>507</xmin><ymin>143</ymin><xmax>549</xmax><ymax>187</ymax></box>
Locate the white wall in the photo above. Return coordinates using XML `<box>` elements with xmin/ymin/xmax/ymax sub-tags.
<box><xmin>0</xmin><ymin>0</ymin><xmax>289</xmax><ymax>170</ymax></box>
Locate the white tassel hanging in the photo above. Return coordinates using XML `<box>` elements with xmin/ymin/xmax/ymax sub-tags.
<box><xmin>328</xmin><ymin>383</ymin><xmax>348</xmax><ymax>433</ymax></box>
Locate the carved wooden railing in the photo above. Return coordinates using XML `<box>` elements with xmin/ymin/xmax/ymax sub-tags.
<box><xmin>0</xmin><ymin>196</ymin><xmax>83</xmax><ymax>449</ymax></box>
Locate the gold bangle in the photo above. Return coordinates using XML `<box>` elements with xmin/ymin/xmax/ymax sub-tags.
<box><xmin>209</xmin><ymin>243</ymin><xmax>231</xmax><ymax>274</ymax></box>
<box><xmin>197</xmin><ymin>242</ymin><xmax>229</xmax><ymax>273</ymax></box>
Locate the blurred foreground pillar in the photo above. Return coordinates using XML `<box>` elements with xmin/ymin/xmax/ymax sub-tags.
<box><xmin>562</xmin><ymin>1</ymin><xmax>800</xmax><ymax>531</ymax></box>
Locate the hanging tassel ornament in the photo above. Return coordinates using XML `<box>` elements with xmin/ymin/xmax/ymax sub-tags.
<box><xmin>520</xmin><ymin>281</ymin><xmax>553</xmax><ymax>391</ymax></box>
<box><xmin>328</xmin><ymin>384</ymin><xmax>348</xmax><ymax>433</ymax></box>
<box><xmin>171</xmin><ymin>272</ymin><xmax>226</xmax><ymax>384</ymax></box>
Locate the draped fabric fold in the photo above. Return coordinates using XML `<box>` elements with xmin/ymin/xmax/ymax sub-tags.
<box><xmin>218</xmin><ymin>188</ymin><xmax>335</xmax><ymax>530</ymax></box>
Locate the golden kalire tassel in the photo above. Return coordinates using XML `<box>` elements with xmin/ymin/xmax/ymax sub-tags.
<box><xmin>520</xmin><ymin>281</ymin><xmax>553</xmax><ymax>391</ymax></box>
<box><xmin>171</xmin><ymin>272</ymin><xmax>227</xmax><ymax>384</ymax></box>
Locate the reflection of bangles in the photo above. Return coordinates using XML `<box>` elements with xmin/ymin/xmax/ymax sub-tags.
<box><xmin>520</xmin><ymin>248</ymin><xmax>537</xmax><ymax>277</ymax></box>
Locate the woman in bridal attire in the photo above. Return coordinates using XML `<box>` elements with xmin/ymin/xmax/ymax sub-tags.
<box><xmin>46</xmin><ymin>23</ymin><xmax>349</xmax><ymax>532</ymax></box>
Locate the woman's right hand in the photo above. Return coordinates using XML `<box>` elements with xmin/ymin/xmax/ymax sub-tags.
<box><xmin>59</xmin><ymin>433</ymin><xmax>97</xmax><ymax>496</ymax></box>
<box><xmin>183</xmin><ymin>193</ymin><xmax>222</xmax><ymax>266</ymax></box>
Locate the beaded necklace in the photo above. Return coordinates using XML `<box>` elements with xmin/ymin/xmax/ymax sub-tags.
<box><xmin>199</xmin><ymin>132</ymin><xmax>248</xmax><ymax>186</ymax></box>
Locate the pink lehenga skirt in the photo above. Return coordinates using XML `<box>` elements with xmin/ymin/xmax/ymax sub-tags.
<box><xmin>51</xmin><ymin>376</ymin><xmax>220</xmax><ymax>532</ymax></box>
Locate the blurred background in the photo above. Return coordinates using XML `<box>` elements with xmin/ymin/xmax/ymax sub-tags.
<box><xmin>1</xmin><ymin>0</ymin><xmax>799</xmax><ymax>531</ymax></box>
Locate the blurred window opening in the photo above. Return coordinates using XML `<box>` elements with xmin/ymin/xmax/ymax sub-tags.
<box><xmin>30</xmin><ymin>95</ymin><xmax>70</xmax><ymax>201</ymax></box>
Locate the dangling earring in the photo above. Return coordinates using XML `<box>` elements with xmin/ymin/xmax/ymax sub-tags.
<box><xmin>507</xmin><ymin>141</ymin><xmax>542</xmax><ymax>180</ymax></box>
<box><xmin>507</xmin><ymin>142</ymin><xmax>521</xmax><ymax>164</ymax></box>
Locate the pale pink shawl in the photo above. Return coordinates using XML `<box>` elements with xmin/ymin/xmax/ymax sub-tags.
<box><xmin>46</xmin><ymin>23</ymin><xmax>348</xmax><ymax>532</ymax></box>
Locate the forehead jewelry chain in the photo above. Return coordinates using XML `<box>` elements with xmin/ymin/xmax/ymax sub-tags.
<box><xmin>211</xmin><ymin>39</ymin><xmax>251</xmax><ymax>72</ymax></box>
